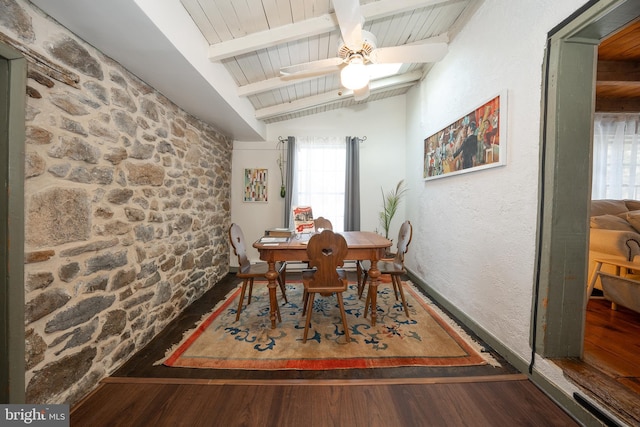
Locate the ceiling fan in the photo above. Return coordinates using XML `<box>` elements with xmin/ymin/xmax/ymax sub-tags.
<box><xmin>279</xmin><ymin>0</ymin><xmax>448</xmax><ymax>100</ymax></box>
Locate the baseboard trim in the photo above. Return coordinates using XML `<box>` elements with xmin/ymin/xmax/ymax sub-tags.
<box><xmin>574</xmin><ymin>392</ymin><xmax>623</xmax><ymax>427</ymax></box>
<box><xmin>405</xmin><ymin>269</ymin><xmax>530</xmax><ymax>373</ymax></box>
<box><xmin>405</xmin><ymin>268</ymin><xmax>613</xmax><ymax>427</ymax></box>
<box><xmin>529</xmin><ymin>369</ymin><xmax>625</xmax><ymax>427</ymax></box>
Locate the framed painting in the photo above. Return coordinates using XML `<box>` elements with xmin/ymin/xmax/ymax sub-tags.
<box><xmin>424</xmin><ymin>92</ymin><xmax>506</xmax><ymax>181</ymax></box>
<box><xmin>243</xmin><ymin>168</ymin><xmax>268</xmax><ymax>202</ymax></box>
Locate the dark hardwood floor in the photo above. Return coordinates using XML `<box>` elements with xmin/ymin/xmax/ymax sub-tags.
<box><xmin>555</xmin><ymin>296</ymin><xmax>640</xmax><ymax>426</ymax></box>
<box><xmin>71</xmin><ymin>377</ymin><xmax>578</xmax><ymax>427</ymax></box>
<box><xmin>70</xmin><ymin>272</ymin><xmax>580</xmax><ymax>426</ymax></box>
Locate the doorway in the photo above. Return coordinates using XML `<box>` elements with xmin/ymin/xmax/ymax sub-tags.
<box><xmin>536</xmin><ymin>0</ymin><xmax>640</xmax><ymax>422</ymax></box>
<box><xmin>0</xmin><ymin>42</ymin><xmax>26</xmax><ymax>403</ymax></box>
<box><xmin>585</xmin><ymin>16</ymin><xmax>640</xmax><ymax>371</ymax></box>
<box><xmin>537</xmin><ymin>0</ymin><xmax>640</xmax><ymax>359</ymax></box>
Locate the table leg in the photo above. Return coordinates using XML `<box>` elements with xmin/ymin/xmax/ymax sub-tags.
<box><xmin>367</xmin><ymin>256</ymin><xmax>381</xmax><ymax>326</ymax></box>
<box><xmin>586</xmin><ymin>261</ymin><xmax>602</xmax><ymax>300</ymax></box>
<box><xmin>265</xmin><ymin>260</ymin><xmax>279</xmax><ymax>329</ymax></box>
<box><xmin>613</xmin><ymin>266</ymin><xmax>623</xmax><ymax>313</ymax></box>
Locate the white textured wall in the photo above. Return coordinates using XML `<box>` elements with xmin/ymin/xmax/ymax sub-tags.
<box><xmin>405</xmin><ymin>0</ymin><xmax>587</xmax><ymax>363</ymax></box>
<box><xmin>230</xmin><ymin>141</ymin><xmax>286</xmax><ymax>265</ymax></box>
<box><xmin>231</xmin><ymin>96</ymin><xmax>407</xmax><ymax>264</ymax></box>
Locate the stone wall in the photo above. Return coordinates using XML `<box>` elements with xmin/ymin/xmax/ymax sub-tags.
<box><xmin>1</xmin><ymin>0</ymin><xmax>232</xmax><ymax>404</ymax></box>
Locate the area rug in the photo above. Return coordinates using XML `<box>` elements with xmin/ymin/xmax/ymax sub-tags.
<box><xmin>159</xmin><ymin>281</ymin><xmax>496</xmax><ymax>370</ymax></box>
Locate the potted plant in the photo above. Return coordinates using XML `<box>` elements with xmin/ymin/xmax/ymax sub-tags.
<box><xmin>379</xmin><ymin>179</ymin><xmax>407</xmax><ymax>241</ymax></box>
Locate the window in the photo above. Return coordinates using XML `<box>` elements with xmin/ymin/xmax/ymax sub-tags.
<box><xmin>592</xmin><ymin>113</ymin><xmax>640</xmax><ymax>200</ymax></box>
<box><xmin>292</xmin><ymin>137</ymin><xmax>346</xmax><ymax>231</ymax></box>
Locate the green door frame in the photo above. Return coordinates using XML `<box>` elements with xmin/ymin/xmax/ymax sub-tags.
<box><xmin>536</xmin><ymin>0</ymin><xmax>640</xmax><ymax>357</ymax></box>
<box><xmin>0</xmin><ymin>42</ymin><xmax>25</xmax><ymax>403</ymax></box>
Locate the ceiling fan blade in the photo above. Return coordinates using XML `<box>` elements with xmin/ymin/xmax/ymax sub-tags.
<box><xmin>332</xmin><ymin>0</ymin><xmax>364</xmax><ymax>50</ymax></box>
<box><xmin>280</xmin><ymin>57</ymin><xmax>344</xmax><ymax>78</ymax></box>
<box><xmin>369</xmin><ymin>43</ymin><xmax>448</xmax><ymax>64</ymax></box>
<box><xmin>353</xmin><ymin>84</ymin><xmax>370</xmax><ymax>101</ymax></box>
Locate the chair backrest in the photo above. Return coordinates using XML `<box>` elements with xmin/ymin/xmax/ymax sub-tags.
<box><xmin>393</xmin><ymin>221</ymin><xmax>413</xmax><ymax>265</ymax></box>
<box><xmin>306</xmin><ymin>229</ymin><xmax>348</xmax><ymax>289</ymax></box>
<box><xmin>228</xmin><ymin>223</ymin><xmax>251</xmax><ymax>272</ymax></box>
<box><xmin>314</xmin><ymin>216</ymin><xmax>333</xmax><ymax>231</ymax></box>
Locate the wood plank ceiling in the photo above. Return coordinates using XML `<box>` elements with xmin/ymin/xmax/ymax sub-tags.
<box><xmin>180</xmin><ymin>0</ymin><xmax>479</xmax><ymax>123</ymax></box>
<box><xmin>597</xmin><ymin>18</ymin><xmax>640</xmax><ymax>112</ymax></box>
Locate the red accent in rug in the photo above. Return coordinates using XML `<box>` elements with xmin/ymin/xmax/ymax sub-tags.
<box><xmin>162</xmin><ymin>282</ymin><xmax>490</xmax><ymax>370</ymax></box>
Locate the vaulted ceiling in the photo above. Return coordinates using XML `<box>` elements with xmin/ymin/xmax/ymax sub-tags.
<box><xmin>180</xmin><ymin>0</ymin><xmax>478</xmax><ymax>123</ymax></box>
<box><xmin>30</xmin><ymin>0</ymin><xmax>480</xmax><ymax>141</ymax></box>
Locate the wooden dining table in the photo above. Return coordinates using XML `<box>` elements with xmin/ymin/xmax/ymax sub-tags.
<box><xmin>253</xmin><ymin>231</ymin><xmax>392</xmax><ymax>329</ymax></box>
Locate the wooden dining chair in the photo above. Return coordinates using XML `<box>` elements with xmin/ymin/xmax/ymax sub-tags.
<box><xmin>299</xmin><ymin>216</ymin><xmax>335</xmax><ymax>280</ymax></box>
<box><xmin>359</xmin><ymin>220</ymin><xmax>413</xmax><ymax>319</ymax></box>
<box><xmin>312</xmin><ymin>216</ymin><xmax>366</xmax><ymax>288</ymax></box>
<box><xmin>297</xmin><ymin>216</ymin><xmax>335</xmax><ymax>280</ymax></box>
<box><xmin>314</xmin><ymin>216</ymin><xmax>333</xmax><ymax>231</ymax></box>
<box><xmin>301</xmin><ymin>229</ymin><xmax>351</xmax><ymax>343</ymax></box>
<box><xmin>229</xmin><ymin>223</ymin><xmax>288</xmax><ymax>322</ymax></box>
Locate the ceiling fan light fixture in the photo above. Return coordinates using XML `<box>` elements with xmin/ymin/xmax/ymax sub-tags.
<box><xmin>340</xmin><ymin>57</ymin><xmax>369</xmax><ymax>90</ymax></box>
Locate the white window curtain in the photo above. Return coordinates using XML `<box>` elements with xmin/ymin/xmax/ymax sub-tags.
<box><xmin>592</xmin><ymin>113</ymin><xmax>640</xmax><ymax>200</ymax></box>
<box><xmin>292</xmin><ymin>137</ymin><xmax>346</xmax><ymax>231</ymax></box>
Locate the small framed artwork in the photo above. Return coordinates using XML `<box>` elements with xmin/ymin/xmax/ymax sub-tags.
<box><xmin>424</xmin><ymin>91</ymin><xmax>507</xmax><ymax>181</ymax></box>
<box><xmin>243</xmin><ymin>168</ymin><xmax>268</xmax><ymax>202</ymax></box>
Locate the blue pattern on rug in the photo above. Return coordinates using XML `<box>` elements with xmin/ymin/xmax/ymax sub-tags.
<box><xmin>162</xmin><ymin>281</ymin><xmax>490</xmax><ymax>370</ymax></box>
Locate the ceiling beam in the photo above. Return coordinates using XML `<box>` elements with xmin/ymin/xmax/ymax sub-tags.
<box><xmin>208</xmin><ymin>0</ymin><xmax>453</xmax><ymax>61</ymax></box>
<box><xmin>238</xmin><ymin>74</ymin><xmax>326</xmax><ymax>97</ymax></box>
<box><xmin>597</xmin><ymin>60</ymin><xmax>640</xmax><ymax>82</ymax></box>
<box><xmin>209</xmin><ymin>14</ymin><xmax>336</xmax><ymax>62</ymax></box>
<box><xmin>596</xmin><ymin>97</ymin><xmax>640</xmax><ymax>112</ymax></box>
<box><xmin>238</xmin><ymin>34</ymin><xmax>449</xmax><ymax>97</ymax></box>
<box><xmin>255</xmin><ymin>71</ymin><xmax>423</xmax><ymax>120</ymax></box>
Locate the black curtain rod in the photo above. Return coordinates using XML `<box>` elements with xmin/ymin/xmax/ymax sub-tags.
<box><xmin>278</xmin><ymin>136</ymin><xmax>366</xmax><ymax>142</ymax></box>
